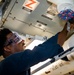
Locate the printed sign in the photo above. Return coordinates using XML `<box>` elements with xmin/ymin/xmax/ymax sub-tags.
<box><xmin>23</xmin><ymin>0</ymin><xmax>39</xmax><ymax>12</ymax></box>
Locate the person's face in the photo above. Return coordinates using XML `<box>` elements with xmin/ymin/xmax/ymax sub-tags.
<box><xmin>4</xmin><ymin>32</ymin><xmax>26</xmax><ymax>54</ymax></box>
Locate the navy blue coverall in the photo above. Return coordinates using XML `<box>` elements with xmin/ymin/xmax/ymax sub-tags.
<box><xmin>0</xmin><ymin>33</ymin><xmax>64</xmax><ymax>75</ymax></box>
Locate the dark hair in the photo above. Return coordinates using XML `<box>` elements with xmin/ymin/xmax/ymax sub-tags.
<box><xmin>0</xmin><ymin>28</ymin><xmax>12</xmax><ymax>56</ymax></box>
<box><xmin>68</xmin><ymin>18</ymin><xmax>74</xmax><ymax>24</ymax></box>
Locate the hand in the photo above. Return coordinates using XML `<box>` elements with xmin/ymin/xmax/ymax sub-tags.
<box><xmin>70</xmin><ymin>24</ymin><xmax>74</xmax><ymax>31</ymax></box>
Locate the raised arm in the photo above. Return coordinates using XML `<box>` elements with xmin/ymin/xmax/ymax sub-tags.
<box><xmin>58</xmin><ymin>19</ymin><xmax>74</xmax><ymax>46</ymax></box>
<box><xmin>58</xmin><ymin>23</ymin><xmax>68</xmax><ymax>46</ymax></box>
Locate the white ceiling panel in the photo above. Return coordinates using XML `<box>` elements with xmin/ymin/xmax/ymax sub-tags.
<box><xmin>0</xmin><ymin>0</ymin><xmax>64</xmax><ymax>38</ymax></box>
<box><xmin>3</xmin><ymin>17</ymin><xmax>53</xmax><ymax>38</ymax></box>
<box><xmin>1</xmin><ymin>0</ymin><xmax>66</xmax><ymax>38</ymax></box>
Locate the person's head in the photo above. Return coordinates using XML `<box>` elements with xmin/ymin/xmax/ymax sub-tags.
<box><xmin>0</xmin><ymin>28</ymin><xmax>25</xmax><ymax>58</ymax></box>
